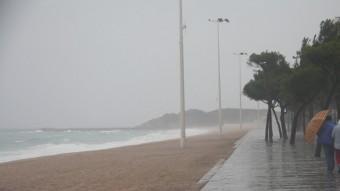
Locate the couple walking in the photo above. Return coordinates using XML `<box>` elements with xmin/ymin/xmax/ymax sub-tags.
<box><xmin>318</xmin><ymin>116</ymin><xmax>340</xmax><ymax>173</ymax></box>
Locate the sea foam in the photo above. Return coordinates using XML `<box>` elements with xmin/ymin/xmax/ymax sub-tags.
<box><xmin>0</xmin><ymin>128</ymin><xmax>209</xmax><ymax>163</ymax></box>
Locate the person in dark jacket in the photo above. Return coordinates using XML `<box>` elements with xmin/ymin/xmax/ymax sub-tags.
<box><xmin>332</xmin><ymin>120</ymin><xmax>340</xmax><ymax>173</ymax></box>
<box><xmin>318</xmin><ymin>116</ymin><xmax>336</xmax><ymax>173</ymax></box>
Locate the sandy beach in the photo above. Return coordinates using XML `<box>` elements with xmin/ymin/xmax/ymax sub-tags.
<box><xmin>0</xmin><ymin>127</ymin><xmax>247</xmax><ymax>191</ymax></box>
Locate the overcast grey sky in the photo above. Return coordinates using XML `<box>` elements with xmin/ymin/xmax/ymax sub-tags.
<box><xmin>0</xmin><ymin>0</ymin><xmax>339</xmax><ymax>128</ymax></box>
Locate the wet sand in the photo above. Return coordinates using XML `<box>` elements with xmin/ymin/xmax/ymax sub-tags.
<box><xmin>0</xmin><ymin>127</ymin><xmax>247</xmax><ymax>191</ymax></box>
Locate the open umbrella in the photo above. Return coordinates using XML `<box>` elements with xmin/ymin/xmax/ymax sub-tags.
<box><xmin>304</xmin><ymin>110</ymin><xmax>330</xmax><ymax>144</ymax></box>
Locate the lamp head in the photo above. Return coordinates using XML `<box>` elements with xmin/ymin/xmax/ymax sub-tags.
<box><xmin>209</xmin><ymin>18</ymin><xmax>230</xmax><ymax>23</ymax></box>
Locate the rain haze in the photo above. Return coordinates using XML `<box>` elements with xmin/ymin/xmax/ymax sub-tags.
<box><xmin>0</xmin><ymin>0</ymin><xmax>339</xmax><ymax>129</ymax></box>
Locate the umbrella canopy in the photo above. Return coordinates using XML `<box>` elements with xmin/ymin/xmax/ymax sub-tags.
<box><xmin>304</xmin><ymin>110</ymin><xmax>330</xmax><ymax>144</ymax></box>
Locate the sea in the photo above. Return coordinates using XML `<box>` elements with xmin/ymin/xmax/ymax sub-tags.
<box><xmin>0</xmin><ymin>128</ymin><xmax>209</xmax><ymax>163</ymax></box>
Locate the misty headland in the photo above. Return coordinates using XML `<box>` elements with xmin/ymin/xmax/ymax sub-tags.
<box><xmin>137</xmin><ymin>108</ymin><xmax>266</xmax><ymax>129</ymax></box>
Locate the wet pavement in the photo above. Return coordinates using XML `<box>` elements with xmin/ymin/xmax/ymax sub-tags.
<box><xmin>201</xmin><ymin>127</ymin><xmax>340</xmax><ymax>191</ymax></box>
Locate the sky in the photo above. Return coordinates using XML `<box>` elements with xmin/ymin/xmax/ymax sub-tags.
<box><xmin>0</xmin><ymin>0</ymin><xmax>339</xmax><ymax>128</ymax></box>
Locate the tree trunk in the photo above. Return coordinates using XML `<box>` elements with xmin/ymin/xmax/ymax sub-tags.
<box><xmin>290</xmin><ymin>106</ymin><xmax>304</xmax><ymax>145</ymax></box>
<box><xmin>268</xmin><ymin>102</ymin><xmax>273</xmax><ymax>143</ymax></box>
<box><xmin>286</xmin><ymin>111</ymin><xmax>291</xmax><ymax>133</ymax></box>
<box><xmin>324</xmin><ymin>83</ymin><xmax>337</xmax><ymax>109</ymax></box>
<box><xmin>337</xmin><ymin>95</ymin><xmax>340</xmax><ymax>120</ymax></box>
<box><xmin>265</xmin><ymin>119</ymin><xmax>269</xmax><ymax>142</ymax></box>
<box><xmin>280</xmin><ymin>106</ymin><xmax>288</xmax><ymax>139</ymax></box>
<box><xmin>265</xmin><ymin>106</ymin><xmax>270</xmax><ymax>142</ymax></box>
<box><xmin>272</xmin><ymin>108</ymin><xmax>282</xmax><ymax>138</ymax></box>
<box><xmin>302</xmin><ymin>109</ymin><xmax>306</xmax><ymax>134</ymax></box>
<box><xmin>309</xmin><ymin>104</ymin><xmax>314</xmax><ymax>121</ymax></box>
<box><xmin>289</xmin><ymin>111</ymin><xmax>294</xmax><ymax>133</ymax></box>
<box><xmin>314</xmin><ymin>144</ymin><xmax>322</xmax><ymax>157</ymax></box>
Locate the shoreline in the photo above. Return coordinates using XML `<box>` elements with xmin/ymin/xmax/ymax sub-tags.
<box><xmin>0</xmin><ymin>127</ymin><xmax>249</xmax><ymax>191</ymax></box>
<box><xmin>0</xmin><ymin>128</ymin><xmax>211</xmax><ymax>164</ymax></box>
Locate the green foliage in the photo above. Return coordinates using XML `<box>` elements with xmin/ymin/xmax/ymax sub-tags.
<box><xmin>243</xmin><ymin>78</ymin><xmax>266</xmax><ymax>101</ymax></box>
<box><xmin>302</xmin><ymin>40</ymin><xmax>340</xmax><ymax>78</ymax></box>
<box><xmin>300</xmin><ymin>18</ymin><xmax>340</xmax><ymax>108</ymax></box>
<box><xmin>243</xmin><ymin>18</ymin><xmax>340</xmax><ymax>111</ymax></box>
<box><xmin>282</xmin><ymin>66</ymin><xmax>325</xmax><ymax>107</ymax></box>
<box><xmin>248</xmin><ymin>51</ymin><xmax>289</xmax><ymax>72</ymax></box>
<box><xmin>242</xmin><ymin>18</ymin><xmax>340</xmax><ymax>143</ymax></box>
<box><xmin>244</xmin><ymin>51</ymin><xmax>290</xmax><ymax>103</ymax></box>
<box><xmin>316</xmin><ymin>19</ymin><xmax>340</xmax><ymax>44</ymax></box>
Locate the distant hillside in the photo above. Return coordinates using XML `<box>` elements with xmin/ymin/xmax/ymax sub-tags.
<box><xmin>136</xmin><ymin>108</ymin><xmax>267</xmax><ymax>129</ymax></box>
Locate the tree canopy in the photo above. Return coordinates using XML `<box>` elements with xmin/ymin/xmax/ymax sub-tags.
<box><xmin>242</xmin><ymin>18</ymin><xmax>340</xmax><ymax>144</ymax></box>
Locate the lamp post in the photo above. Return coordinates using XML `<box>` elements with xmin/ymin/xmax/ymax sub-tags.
<box><xmin>234</xmin><ymin>52</ymin><xmax>247</xmax><ymax>129</ymax></box>
<box><xmin>209</xmin><ymin>18</ymin><xmax>229</xmax><ymax>136</ymax></box>
<box><xmin>178</xmin><ymin>0</ymin><xmax>186</xmax><ymax>148</ymax></box>
<box><xmin>257</xmin><ymin>101</ymin><xmax>260</xmax><ymax>128</ymax></box>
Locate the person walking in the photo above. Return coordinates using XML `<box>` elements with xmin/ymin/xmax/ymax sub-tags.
<box><xmin>318</xmin><ymin>116</ymin><xmax>336</xmax><ymax>173</ymax></box>
<box><xmin>332</xmin><ymin>119</ymin><xmax>340</xmax><ymax>173</ymax></box>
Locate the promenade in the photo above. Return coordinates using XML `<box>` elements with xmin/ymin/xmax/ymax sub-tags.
<box><xmin>201</xmin><ymin>127</ymin><xmax>340</xmax><ymax>191</ymax></box>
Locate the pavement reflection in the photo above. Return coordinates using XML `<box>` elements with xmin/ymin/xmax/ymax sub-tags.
<box><xmin>202</xmin><ymin>128</ymin><xmax>340</xmax><ymax>191</ymax></box>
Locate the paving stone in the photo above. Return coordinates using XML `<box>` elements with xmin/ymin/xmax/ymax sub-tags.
<box><xmin>202</xmin><ymin>128</ymin><xmax>340</xmax><ymax>191</ymax></box>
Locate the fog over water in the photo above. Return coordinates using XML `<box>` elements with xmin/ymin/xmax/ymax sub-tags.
<box><xmin>0</xmin><ymin>0</ymin><xmax>339</xmax><ymax>128</ymax></box>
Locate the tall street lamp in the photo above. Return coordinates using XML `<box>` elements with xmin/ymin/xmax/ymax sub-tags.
<box><xmin>257</xmin><ymin>101</ymin><xmax>260</xmax><ymax>128</ymax></box>
<box><xmin>234</xmin><ymin>52</ymin><xmax>247</xmax><ymax>129</ymax></box>
<box><xmin>178</xmin><ymin>0</ymin><xmax>186</xmax><ymax>148</ymax></box>
<box><xmin>209</xmin><ymin>18</ymin><xmax>229</xmax><ymax>136</ymax></box>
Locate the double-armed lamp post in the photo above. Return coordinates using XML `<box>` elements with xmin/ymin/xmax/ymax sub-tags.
<box><xmin>208</xmin><ymin>18</ymin><xmax>229</xmax><ymax>136</ymax></box>
<box><xmin>178</xmin><ymin>0</ymin><xmax>186</xmax><ymax>148</ymax></box>
<box><xmin>234</xmin><ymin>52</ymin><xmax>247</xmax><ymax>129</ymax></box>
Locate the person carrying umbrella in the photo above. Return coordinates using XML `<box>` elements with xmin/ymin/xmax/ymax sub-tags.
<box><xmin>332</xmin><ymin>119</ymin><xmax>340</xmax><ymax>173</ymax></box>
<box><xmin>317</xmin><ymin>116</ymin><xmax>336</xmax><ymax>173</ymax></box>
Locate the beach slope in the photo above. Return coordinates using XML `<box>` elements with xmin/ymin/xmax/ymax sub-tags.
<box><xmin>0</xmin><ymin>128</ymin><xmax>246</xmax><ymax>191</ymax></box>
